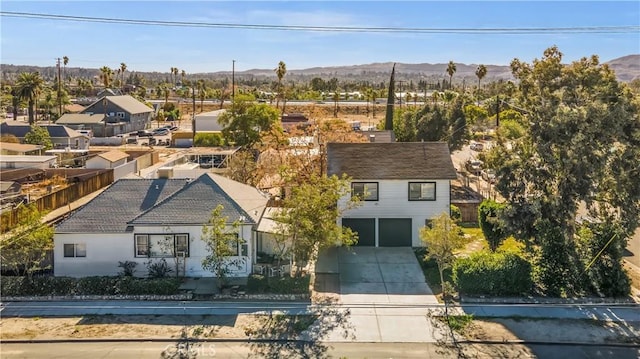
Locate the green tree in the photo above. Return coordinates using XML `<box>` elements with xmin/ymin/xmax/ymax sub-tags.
<box><xmin>487</xmin><ymin>46</ymin><xmax>640</xmax><ymax>296</ymax></box>
<box><xmin>0</xmin><ymin>204</ymin><xmax>54</xmax><ymax>278</ymax></box>
<box><xmin>15</xmin><ymin>72</ymin><xmax>45</xmax><ymax>124</ymax></box>
<box><xmin>384</xmin><ymin>63</ymin><xmax>396</xmax><ymax>130</ymax></box>
<box><xmin>218</xmin><ymin>95</ymin><xmax>280</xmax><ymax>148</ymax></box>
<box><xmin>62</xmin><ymin>56</ymin><xmax>69</xmax><ymax>85</ymax></box>
<box><xmin>200</xmin><ymin>204</ymin><xmax>242</xmax><ymax>289</ymax></box>
<box><xmin>24</xmin><ymin>125</ymin><xmax>53</xmax><ymax>150</ymax></box>
<box><xmin>446</xmin><ymin>61</ymin><xmax>457</xmax><ymax>89</ymax></box>
<box><xmin>419</xmin><ymin>212</ymin><xmax>468</xmax><ymax>302</ymax></box>
<box><xmin>475</xmin><ymin>64</ymin><xmax>487</xmax><ymax>104</ymax></box>
<box><xmin>274</xmin><ymin>174</ymin><xmax>360</xmax><ymax>273</ymax></box>
<box><xmin>478</xmin><ymin>200</ymin><xmax>507</xmax><ymax>252</ymax></box>
<box><xmin>120</xmin><ymin>62</ymin><xmax>127</xmax><ymax>91</ymax></box>
<box><xmin>99</xmin><ymin>66</ymin><xmax>113</xmax><ymax>88</ymax></box>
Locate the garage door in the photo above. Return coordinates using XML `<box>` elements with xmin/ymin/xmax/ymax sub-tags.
<box><xmin>379</xmin><ymin>218</ymin><xmax>412</xmax><ymax>247</ymax></box>
<box><xmin>342</xmin><ymin>218</ymin><xmax>375</xmax><ymax>246</ymax></box>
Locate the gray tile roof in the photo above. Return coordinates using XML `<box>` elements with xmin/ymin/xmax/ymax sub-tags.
<box><xmin>55</xmin><ymin>173</ymin><xmax>269</xmax><ymax>233</ymax></box>
<box><xmin>55</xmin><ymin>178</ymin><xmax>186</xmax><ymax>233</ymax></box>
<box><xmin>327</xmin><ymin>142</ymin><xmax>457</xmax><ymax>180</ymax></box>
<box><xmin>131</xmin><ymin>173</ymin><xmax>267</xmax><ymax>226</ymax></box>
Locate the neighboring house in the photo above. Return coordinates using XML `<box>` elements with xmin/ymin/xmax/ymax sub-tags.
<box><xmin>56</xmin><ymin>113</ymin><xmax>108</xmax><ymax>136</ymax></box>
<box><xmin>357</xmin><ymin>130</ymin><xmax>395</xmax><ymax>143</ymax></box>
<box><xmin>64</xmin><ymin>104</ymin><xmax>86</xmax><ymax>113</ymax></box>
<box><xmin>54</xmin><ymin>173</ymin><xmax>269</xmax><ymax>277</ymax></box>
<box><xmin>0</xmin><ymin>122</ymin><xmax>90</xmax><ymax>150</ymax></box>
<box><xmin>86</xmin><ymin>150</ymin><xmax>129</xmax><ymax>169</ymax></box>
<box><xmin>0</xmin><ymin>155</ymin><xmax>57</xmax><ymax>170</ymax></box>
<box><xmin>79</xmin><ymin>95</ymin><xmax>153</xmax><ymax>136</ymax></box>
<box><xmin>194</xmin><ymin>109</ymin><xmax>226</xmax><ymax>132</ymax></box>
<box><xmin>327</xmin><ymin>142</ymin><xmax>457</xmax><ymax>247</ymax></box>
<box><xmin>0</xmin><ymin>142</ymin><xmax>44</xmax><ymax>155</ymax></box>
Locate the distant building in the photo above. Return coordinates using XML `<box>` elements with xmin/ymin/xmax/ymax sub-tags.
<box><xmin>70</xmin><ymin>95</ymin><xmax>153</xmax><ymax>136</ymax></box>
<box><xmin>0</xmin><ymin>122</ymin><xmax>90</xmax><ymax>150</ymax></box>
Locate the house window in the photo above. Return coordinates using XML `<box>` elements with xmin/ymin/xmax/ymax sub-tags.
<box><xmin>352</xmin><ymin>182</ymin><xmax>378</xmax><ymax>201</ymax></box>
<box><xmin>135</xmin><ymin>235</ymin><xmax>149</xmax><ymax>257</ymax></box>
<box><xmin>226</xmin><ymin>233</ymin><xmax>241</xmax><ymax>256</ymax></box>
<box><xmin>135</xmin><ymin>234</ymin><xmax>189</xmax><ymax>258</ymax></box>
<box><xmin>409</xmin><ymin>182</ymin><xmax>436</xmax><ymax>201</ymax></box>
<box><xmin>117</xmin><ymin>112</ymin><xmax>125</xmax><ymax>118</ymax></box>
<box><xmin>63</xmin><ymin>243</ymin><xmax>86</xmax><ymax>258</ymax></box>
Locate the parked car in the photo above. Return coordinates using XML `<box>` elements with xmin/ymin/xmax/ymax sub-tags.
<box><xmin>152</xmin><ymin>128</ymin><xmax>169</xmax><ymax>136</ymax></box>
<box><xmin>137</xmin><ymin>130</ymin><xmax>153</xmax><ymax>137</ymax></box>
<box><xmin>465</xmin><ymin>159</ymin><xmax>483</xmax><ymax>175</ymax></box>
<box><xmin>169</xmin><ymin>126</ymin><xmax>179</xmax><ymax>132</ymax></box>
<box><xmin>481</xmin><ymin>169</ymin><xmax>496</xmax><ymax>183</ymax></box>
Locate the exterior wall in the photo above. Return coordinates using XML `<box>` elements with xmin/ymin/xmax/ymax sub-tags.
<box><xmin>0</xmin><ymin>159</ymin><xmax>56</xmax><ymax>170</ymax></box>
<box><xmin>50</xmin><ymin>136</ymin><xmax>89</xmax><ymax>150</ymax></box>
<box><xmin>339</xmin><ymin>179</ymin><xmax>451</xmax><ymax>247</ymax></box>
<box><xmin>54</xmin><ymin>233</ymin><xmax>134</xmax><ymax>277</ymax></box>
<box><xmin>82</xmin><ymin>102</ymin><xmax>151</xmax><ymax>132</ymax></box>
<box><xmin>55</xmin><ymin>224</ymin><xmax>255</xmax><ymax>278</ymax></box>
<box><xmin>113</xmin><ymin>160</ymin><xmax>137</xmax><ymax>180</ymax></box>
<box><xmin>86</xmin><ymin>157</ymin><xmax>127</xmax><ymax>169</ymax></box>
<box><xmin>195</xmin><ymin>116</ymin><xmax>224</xmax><ymax>132</ymax></box>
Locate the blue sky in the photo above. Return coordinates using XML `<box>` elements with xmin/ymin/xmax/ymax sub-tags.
<box><xmin>1</xmin><ymin>1</ymin><xmax>638</xmax><ymax>73</ymax></box>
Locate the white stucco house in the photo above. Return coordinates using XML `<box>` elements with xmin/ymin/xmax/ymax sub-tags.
<box><xmin>54</xmin><ymin>173</ymin><xmax>269</xmax><ymax>277</ymax></box>
<box><xmin>327</xmin><ymin>142</ymin><xmax>457</xmax><ymax>247</ymax></box>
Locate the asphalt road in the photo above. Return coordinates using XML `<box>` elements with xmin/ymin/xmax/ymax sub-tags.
<box><xmin>2</xmin><ymin>341</ymin><xmax>638</xmax><ymax>359</ymax></box>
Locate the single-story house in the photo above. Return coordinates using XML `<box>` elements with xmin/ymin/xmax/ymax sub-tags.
<box><xmin>327</xmin><ymin>142</ymin><xmax>457</xmax><ymax>247</ymax></box>
<box><xmin>0</xmin><ymin>122</ymin><xmax>90</xmax><ymax>150</ymax></box>
<box><xmin>0</xmin><ymin>155</ymin><xmax>58</xmax><ymax>170</ymax></box>
<box><xmin>54</xmin><ymin>173</ymin><xmax>269</xmax><ymax>278</ymax></box>
<box><xmin>0</xmin><ymin>142</ymin><xmax>44</xmax><ymax>155</ymax></box>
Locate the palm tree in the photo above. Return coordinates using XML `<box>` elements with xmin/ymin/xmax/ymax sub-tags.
<box><xmin>62</xmin><ymin>56</ymin><xmax>69</xmax><ymax>85</ymax></box>
<box><xmin>446</xmin><ymin>61</ymin><xmax>457</xmax><ymax>90</ymax></box>
<box><xmin>120</xmin><ymin>62</ymin><xmax>127</xmax><ymax>91</ymax></box>
<box><xmin>15</xmin><ymin>72</ymin><xmax>45</xmax><ymax>125</ymax></box>
<box><xmin>181</xmin><ymin>69</ymin><xmax>186</xmax><ymax>85</ymax></box>
<box><xmin>99</xmin><ymin>66</ymin><xmax>113</xmax><ymax>88</ymax></box>
<box><xmin>475</xmin><ymin>64</ymin><xmax>488</xmax><ymax>105</ymax></box>
<box><xmin>197</xmin><ymin>80</ymin><xmax>207</xmax><ymax>112</ymax></box>
<box><xmin>275</xmin><ymin>61</ymin><xmax>287</xmax><ymax>111</ymax></box>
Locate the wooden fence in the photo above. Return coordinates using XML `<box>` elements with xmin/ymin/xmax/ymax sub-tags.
<box><xmin>1</xmin><ymin>170</ymin><xmax>114</xmax><ymax>232</ymax></box>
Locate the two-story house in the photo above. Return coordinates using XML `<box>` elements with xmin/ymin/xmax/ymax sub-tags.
<box><xmin>327</xmin><ymin>142</ymin><xmax>457</xmax><ymax>247</ymax></box>
<box><xmin>59</xmin><ymin>95</ymin><xmax>153</xmax><ymax>137</ymax></box>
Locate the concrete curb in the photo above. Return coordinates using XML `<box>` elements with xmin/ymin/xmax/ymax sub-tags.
<box><xmin>1</xmin><ymin>338</ymin><xmax>638</xmax><ymax>347</ymax></box>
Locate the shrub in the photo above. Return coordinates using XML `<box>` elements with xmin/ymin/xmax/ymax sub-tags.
<box><xmin>478</xmin><ymin>200</ymin><xmax>507</xmax><ymax>251</ymax></box>
<box><xmin>194</xmin><ymin>133</ymin><xmax>224</xmax><ymax>147</ymax></box>
<box><xmin>453</xmin><ymin>251</ymin><xmax>532</xmax><ymax>296</ymax></box>
<box><xmin>246</xmin><ymin>274</ymin><xmax>310</xmax><ymax>295</ymax></box>
<box><xmin>146</xmin><ymin>259</ymin><xmax>173</xmax><ymax>278</ymax></box>
<box><xmin>118</xmin><ymin>261</ymin><xmax>138</xmax><ymax>277</ymax></box>
<box><xmin>76</xmin><ymin>277</ymin><xmax>118</xmax><ymax>295</ymax></box>
<box><xmin>450</xmin><ymin>205</ymin><xmax>461</xmax><ymax>223</ymax></box>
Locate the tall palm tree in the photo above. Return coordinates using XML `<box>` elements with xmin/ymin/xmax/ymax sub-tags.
<box><xmin>181</xmin><ymin>69</ymin><xmax>186</xmax><ymax>85</ymax></box>
<box><xmin>62</xmin><ymin>56</ymin><xmax>69</xmax><ymax>85</ymax></box>
<box><xmin>446</xmin><ymin>61</ymin><xmax>457</xmax><ymax>90</ymax></box>
<box><xmin>99</xmin><ymin>66</ymin><xmax>113</xmax><ymax>88</ymax></box>
<box><xmin>15</xmin><ymin>72</ymin><xmax>45</xmax><ymax>125</ymax></box>
<box><xmin>197</xmin><ymin>80</ymin><xmax>207</xmax><ymax>112</ymax></box>
<box><xmin>120</xmin><ymin>62</ymin><xmax>127</xmax><ymax>91</ymax></box>
<box><xmin>275</xmin><ymin>61</ymin><xmax>287</xmax><ymax>111</ymax></box>
<box><xmin>475</xmin><ymin>64</ymin><xmax>487</xmax><ymax>105</ymax></box>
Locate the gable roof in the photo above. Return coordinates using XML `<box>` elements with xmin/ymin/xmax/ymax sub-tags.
<box><xmin>327</xmin><ymin>142</ymin><xmax>457</xmax><ymax>180</ymax></box>
<box><xmin>95</xmin><ymin>150</ymin><xmax>129</xmax><ymax>163</ymax></box>
<box><xmin>130</xmin><ymin>173</ymin><xmax>268</xmax><ymax>226</ymax></box>
<box><xmin>55</xmin><ymin>173</ymin><xmax>269</xmax><ymax>233</ymax></box>
<box><xmin>55</xmin><ymin>178</ymin><xmax>186</xmax><ymax>233</ymax></box>
<box><xmin>82</xmin><ymin>95</ymin><xmax>152</xmax><ymax>115</ymax></box>
<box><xmin>0</xmin><ymin>122</ymin><xmax>87</xmax><ymax>139</ymax></box>
<box><xmin>57</xmin><ymin>113</ymin><xmax>106</xmax><ymax>125</ymax></box>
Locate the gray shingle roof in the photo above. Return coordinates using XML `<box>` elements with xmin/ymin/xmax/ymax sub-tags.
<box><xmin>55</xmin><ymin>173</ymin><xmax>269</xmax><ymax>233</ymax></box>
<box><xmin>55</xmin><ymin>178</ymin><xmax>186</xmax><ymax>233</ymax></box>
<box><xmin>130</xmin><ymin>173</ymin><xmax>265</xmax><ymax>226</ymax></box>
<box><xmin>0</xmin><ymin>122</ymin><xmax>86</xmax><ymax>139</ymax></box>
<box><xmin>57</xmin><ymin>113</ymin><xmax>106</xmax><ymax>125</ymax></box>
<box><xmin>82</xmin><ymin>95</ymin><xmax>152</xmax><ymax>115</ymax></box>
<box><xmin>327</xmin><ymin>142</ymin><xmax>457</xmax><ymax>180</ymax></box>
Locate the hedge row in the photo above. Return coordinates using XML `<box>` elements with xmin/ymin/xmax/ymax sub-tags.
<box><xmin>246</xmin><ymin>274</ymin><xmax>310</xmax><ymax>295</ymax></box>
<box><xmin>453</xmin><ymin>252</ymin><xmax>533</xmax><ymax>296</ymax></box>
<box><xmin>0</xmin><ymin>276</ymin><xmax>182</xmax><ymax>297</ymax></box>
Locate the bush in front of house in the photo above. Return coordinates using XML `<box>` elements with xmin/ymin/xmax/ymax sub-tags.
<box><xmin>0</xmin><ymin>276</ymin><xmax>182</xmax><ymax>297</ymax></box>
<box><xmin>194</xmin><ymin>132</ymin><xmax>224</xmax><ymax>147</ymax></box>
<box><xmin>453</xmin><ymin>251</ymin><xmax>533</xmax><ymax>296</ymax></box>
<box><xmin>246</xmin><ymin>274</ymin><xmax>310</xmax><ymax>295</ymax></box>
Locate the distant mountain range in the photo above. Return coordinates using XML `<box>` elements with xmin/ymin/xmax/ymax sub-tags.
<box><xmin>2</xmin><ymin>55</ymin><xmax>638</xmax><ymax>84</ymax></box>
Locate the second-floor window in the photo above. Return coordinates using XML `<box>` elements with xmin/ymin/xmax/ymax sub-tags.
<box><xmin>352</xmin><ymin>182</ymin><xmax>378</xmax><ymax>201</ymax></box>
<box><xmin>409</xmin><ymin>182</ymin><xmax>436</xmax><ymax>201</ymax></box>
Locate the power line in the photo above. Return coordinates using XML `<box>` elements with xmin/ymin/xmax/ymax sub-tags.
<box><xmin>1</xmin><ymin>11</ymin><xmax>638</xmax><ymax>34</ymax></box>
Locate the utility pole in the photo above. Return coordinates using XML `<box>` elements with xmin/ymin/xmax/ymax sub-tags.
<box><xmin>56</xmin><ymin>58</ymin><xmax>62</xmax><ymax>118</ymax></box>
<box><xmin>192</xmin><ymin>84</ymin><xmax>196</xmax><ymax>141</ymax></box>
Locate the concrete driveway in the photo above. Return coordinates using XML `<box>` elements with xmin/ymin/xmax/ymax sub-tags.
<box><xmin>316</xmin><ymin>246</ymin><xmax>441</xmax><ymax>343</ymax></box>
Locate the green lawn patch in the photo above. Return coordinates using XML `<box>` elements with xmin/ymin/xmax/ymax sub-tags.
<box><xmin>438</xmin><ymin>314</ymin><xmax>474</xmax><ymax>333</ymax></box>
<box><xmin>414</xmin><ymin>249</ymin><xmax>452</xmax><ymax>296</ymax></box>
